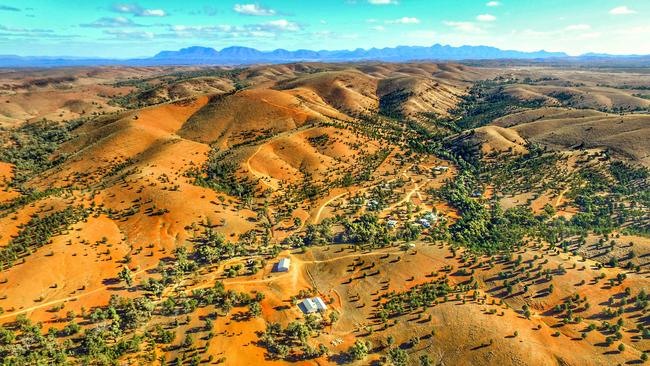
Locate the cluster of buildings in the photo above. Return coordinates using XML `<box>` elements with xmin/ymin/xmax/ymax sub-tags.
<box><xmin>387</xmin><ymin>210</ymin><xmax>440</xmax><ymax>229</ymax></box>
<box><xmin>366</xmin><ymin>199</ymin><xmax>381</xmax><ymax>211</ymax></box>
<box><xmin>417</xmin><ymin>211</ymin><xmax>439</xmax><ymax>228</ymax></box>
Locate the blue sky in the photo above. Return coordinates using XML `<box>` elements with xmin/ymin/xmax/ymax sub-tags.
<box><xmin>0</xmin><ymin>0</ymin><xmax>648</xmax><ymax>57</ymax></box>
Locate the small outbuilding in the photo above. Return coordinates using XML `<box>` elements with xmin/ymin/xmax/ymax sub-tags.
<box><xmin>299</xmin><ymin>297</ymin><xmax>328</xmax><ymax>314</ymax></box>
<box><xmin>276</xmin><ymin>258</ymin><xmax>291</xmax><ymax>272</ymax></box>
<box><xmin>423</xmin><ymin>212</ymin><xmax>438</xmax><ymax>223</ymax></box>
<box><xmin>299</xmin><ymin>298</ymin><xmax>318</xmax><ymax>314</ymax></box>
<box><xmin>313</xmin><ymin>297</ymin><xmax>328</xmax><ymax>311</ymax></box>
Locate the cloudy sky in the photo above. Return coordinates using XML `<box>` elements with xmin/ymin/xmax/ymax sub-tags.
<box><xmin>0</xmin><ymin>0</ymin><xmax>648</xmax><ymax>57</ymax></box>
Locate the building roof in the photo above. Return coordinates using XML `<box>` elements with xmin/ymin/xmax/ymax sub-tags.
<box><xmin>275</xmin><ymin>258</ymin><xmax>291</xmax><ymax>272</ymax></box>
<box><xmin>299</xmin><ymin>297</ymin><xmax>327</xmax><ymax>314</ymax></box>
<box><xmin>313</xmin><ymin>297</ymin><xmax>328</xmax><ymax>311</ymax></box>
<box><xmin>300</xmin><ymin>298</ymin><xmax>318</xmax><ymax>313</ymax></box>
<box><xmin>277</xmin><ymin>258</ymin><xmax>291</xmax><ymax>270</ymax></box>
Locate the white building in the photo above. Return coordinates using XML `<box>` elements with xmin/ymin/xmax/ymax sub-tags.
<box><xmin>313</xmin><ymin>297</ymin><xmax>328</xmax><ymax>311</ymax></box>
<box><xmin>299</xmin><ymin>297</ymin><xmax>328</xmax><ymax>314</ymax></box>
<box><xmin>276</xmin><ymin>258</ymin><xmax>291</xmax><ymax>272</ymax></box>
<box><xmin>300</xmin><ymin>298</ymin><xmax>318</xmax><ymax>314</ymax></box>
<box><xmin>424</xmin><ymin>212</ymin><xmax>438</xmax><ymax>223</ymax></box>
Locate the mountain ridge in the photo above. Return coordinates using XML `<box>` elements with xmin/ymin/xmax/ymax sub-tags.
<box><xmin>153</xmin><ymin>44</ymin><xmax>568</xmax><ymax>62</ymax></box>
<box><xmin>2</xmin><ymin>44</ymin><xmax>650</xmax><ymax>67</ymax></box>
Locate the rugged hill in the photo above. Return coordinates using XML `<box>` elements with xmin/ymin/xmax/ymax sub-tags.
<box><xmin>494</xmin><ymin>108</ymin><xmax>650</xmax><ymax>166</ymax></box>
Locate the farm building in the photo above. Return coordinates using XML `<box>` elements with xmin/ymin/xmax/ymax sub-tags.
<box><xmin>275</xmin><ymin>258</ymin><xmax>291</xmax><ymax>272</ymax></box>
<box><xmin>313</xmin><ymin>297</ymin><xmax>328</xmax><ymax>311</ymax></box>
<box><xmin>299</xmin><ymin>297</ymin><xmax>328</xmax><ymax>314</ymax></box>
<box><xmin>299</xmin><ymin>298</ymin><xmax>318</xmax><ymax>314</ymax></box>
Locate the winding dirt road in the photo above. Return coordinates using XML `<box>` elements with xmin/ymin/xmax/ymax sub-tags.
<box><xmin>246</xmin><ymin>144</ymin><xmax>280</xmax><ymax>190</ymax></box>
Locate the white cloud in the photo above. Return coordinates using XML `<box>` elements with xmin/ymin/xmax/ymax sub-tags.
<box><xmin>387</xmin><ymin>17</ymin><xmax>420</xmax><ymax>24</ymax></box>
<box><xmin>609</xmin><ymin>6</ymin><xmax>636</xmax><ymax>15</ymax></box>
<box><xmin>372</xmin><ymin>25</ymin><xmax>386</xmax><ymax>31</ymax></box>
<box><xmin>0</xmin><ymin>25</ymin><xmax>76</xmax><ymax>39</ymax></box>
<box><xmin>104</xmin><ymin>29</ymin><xmax>154</xmax><ymax>39</ymax></box>
<box><xmin>233</xmin><ymin>4</ymin><xmax>277</xmax><ymax>16</ymax></box>
<box><xmin>564</xmin><ymin>24</ymin><xmax>590</xmax><ymax>31</ymax></box>
<box><xmin>368</xmin><ymin>0</ymin><xmax>398</xmax><ymax>4</ymax></box>
<box><xmin>476</xmin><ymin>14</ymin><xmax>496</xmax><ymax>22</ymax></box>
<box><xmin>486</xmin><ymin>1</ymin><xmax>500</xmax><ymax>6</ymax></box>
<box><xmin>82</xmin><ymin>16</ymin><xmax>141</xmax><ymax>28</ymax></box>
<box><xmin>112</xmin><ymin>3</ymin><xmax>167</xmax><ymax>17</ymax></box>
<box><xmin>141</xmin><ymin>9</ymin><xmax>165</xmax><ymax>17</ymax></box>
<box><xmin>444</xmin><ymin>21</ymin><xmax>483</xmax><ymax>33</ymax></box>
<box><xmin>262</xmin><ymin>19</ymin><xmax>300</xmax><ymax>31</ymax></box>
<box><xmin>171</xmin><ymin>25</ymin><xmax>234</xmax><ymax>33</ymax></box>
<box><xmin>167</xmin><ymin>19</ymin><xmax>300</xmax><ymax>39</ymax></box>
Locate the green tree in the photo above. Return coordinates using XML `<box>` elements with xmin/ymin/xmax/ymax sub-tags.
<box><xmin>293</xmin><ymin>217</ymin><xmax>302</xmax><ymax>228</ymax></box>
<box><xmin>249</xmin><ymin>302</ymin><xmax>262</xmax><ymax>318</ymax></box>
<box><xmin>349</xmin><ymin>339</ymin><xmax>370</xmax><ymax>361</ymax></box>
<box><xmin>419</xmin><ymin>354</ymin><xmax>432</xmax><ymax>366</ymax></box>
<box><xmin>119</xmin><ymin>266</ymin><xmax>133</xmax><ymax>287</ymax></box>
<box><xmin>387</xmin><ymin>348</ymin><xmax>409</xmax><ymax>366</ymax></box>
<box><xmin>329</xmin><ymin>310</ymin><xmax>340</xmax><ymax>325</ymax></box>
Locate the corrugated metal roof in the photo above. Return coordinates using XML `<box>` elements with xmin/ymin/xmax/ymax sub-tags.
<box><xmin>300</xmin><ymin>298</ymin><xmax>317</xmax><ymax>313</ymax></box>
<box><xmin>313</xmin><ymin>297</ymin><xmax>328</xmax><ymax>310</ymax></box>
<box><xmin>277</xmin><ymin>258</ymin><xmax>291</xmax><ymax>271</ymax></box>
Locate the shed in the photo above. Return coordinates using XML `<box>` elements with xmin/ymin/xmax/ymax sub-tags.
<box><xmin>300</xmin><ymin>298</ymin><xmax>318</xmax><ymax>314</ymax></box>
<box><xmin>299</xmin><ymin>297</ymin><xmax>328</xmax><ymax>314</ymax></box>
<box><xmin>313</xmin><ymin>297</ymin><xmax>328</xmax><ymax>311</ymax></box>
<box><xmin>276</xmin><ymin>258</ymin><xmax>291</xmax><ymax>272</ymax></box>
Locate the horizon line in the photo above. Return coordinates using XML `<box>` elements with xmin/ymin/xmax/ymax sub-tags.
<box><xmin>3</xmin><ymin>43</ymin><xmax>649</xmax><ymax>60</ymax></box>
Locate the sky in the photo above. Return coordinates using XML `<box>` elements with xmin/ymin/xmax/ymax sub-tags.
<box><xmin>0</xmin><ymin>0</ymin><xmax>649</xmax><ymax>58</ymax></box>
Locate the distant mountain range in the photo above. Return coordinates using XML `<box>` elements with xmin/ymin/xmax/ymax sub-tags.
<box><xmin>1</xmin><ymin>44</ymin><xmax>649</xmax><ymax>67</ymax></box>
<box><xmin>151</xmin><ymin>45</ymin><xmax>570</xmax><ymax>63</ymax></box>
